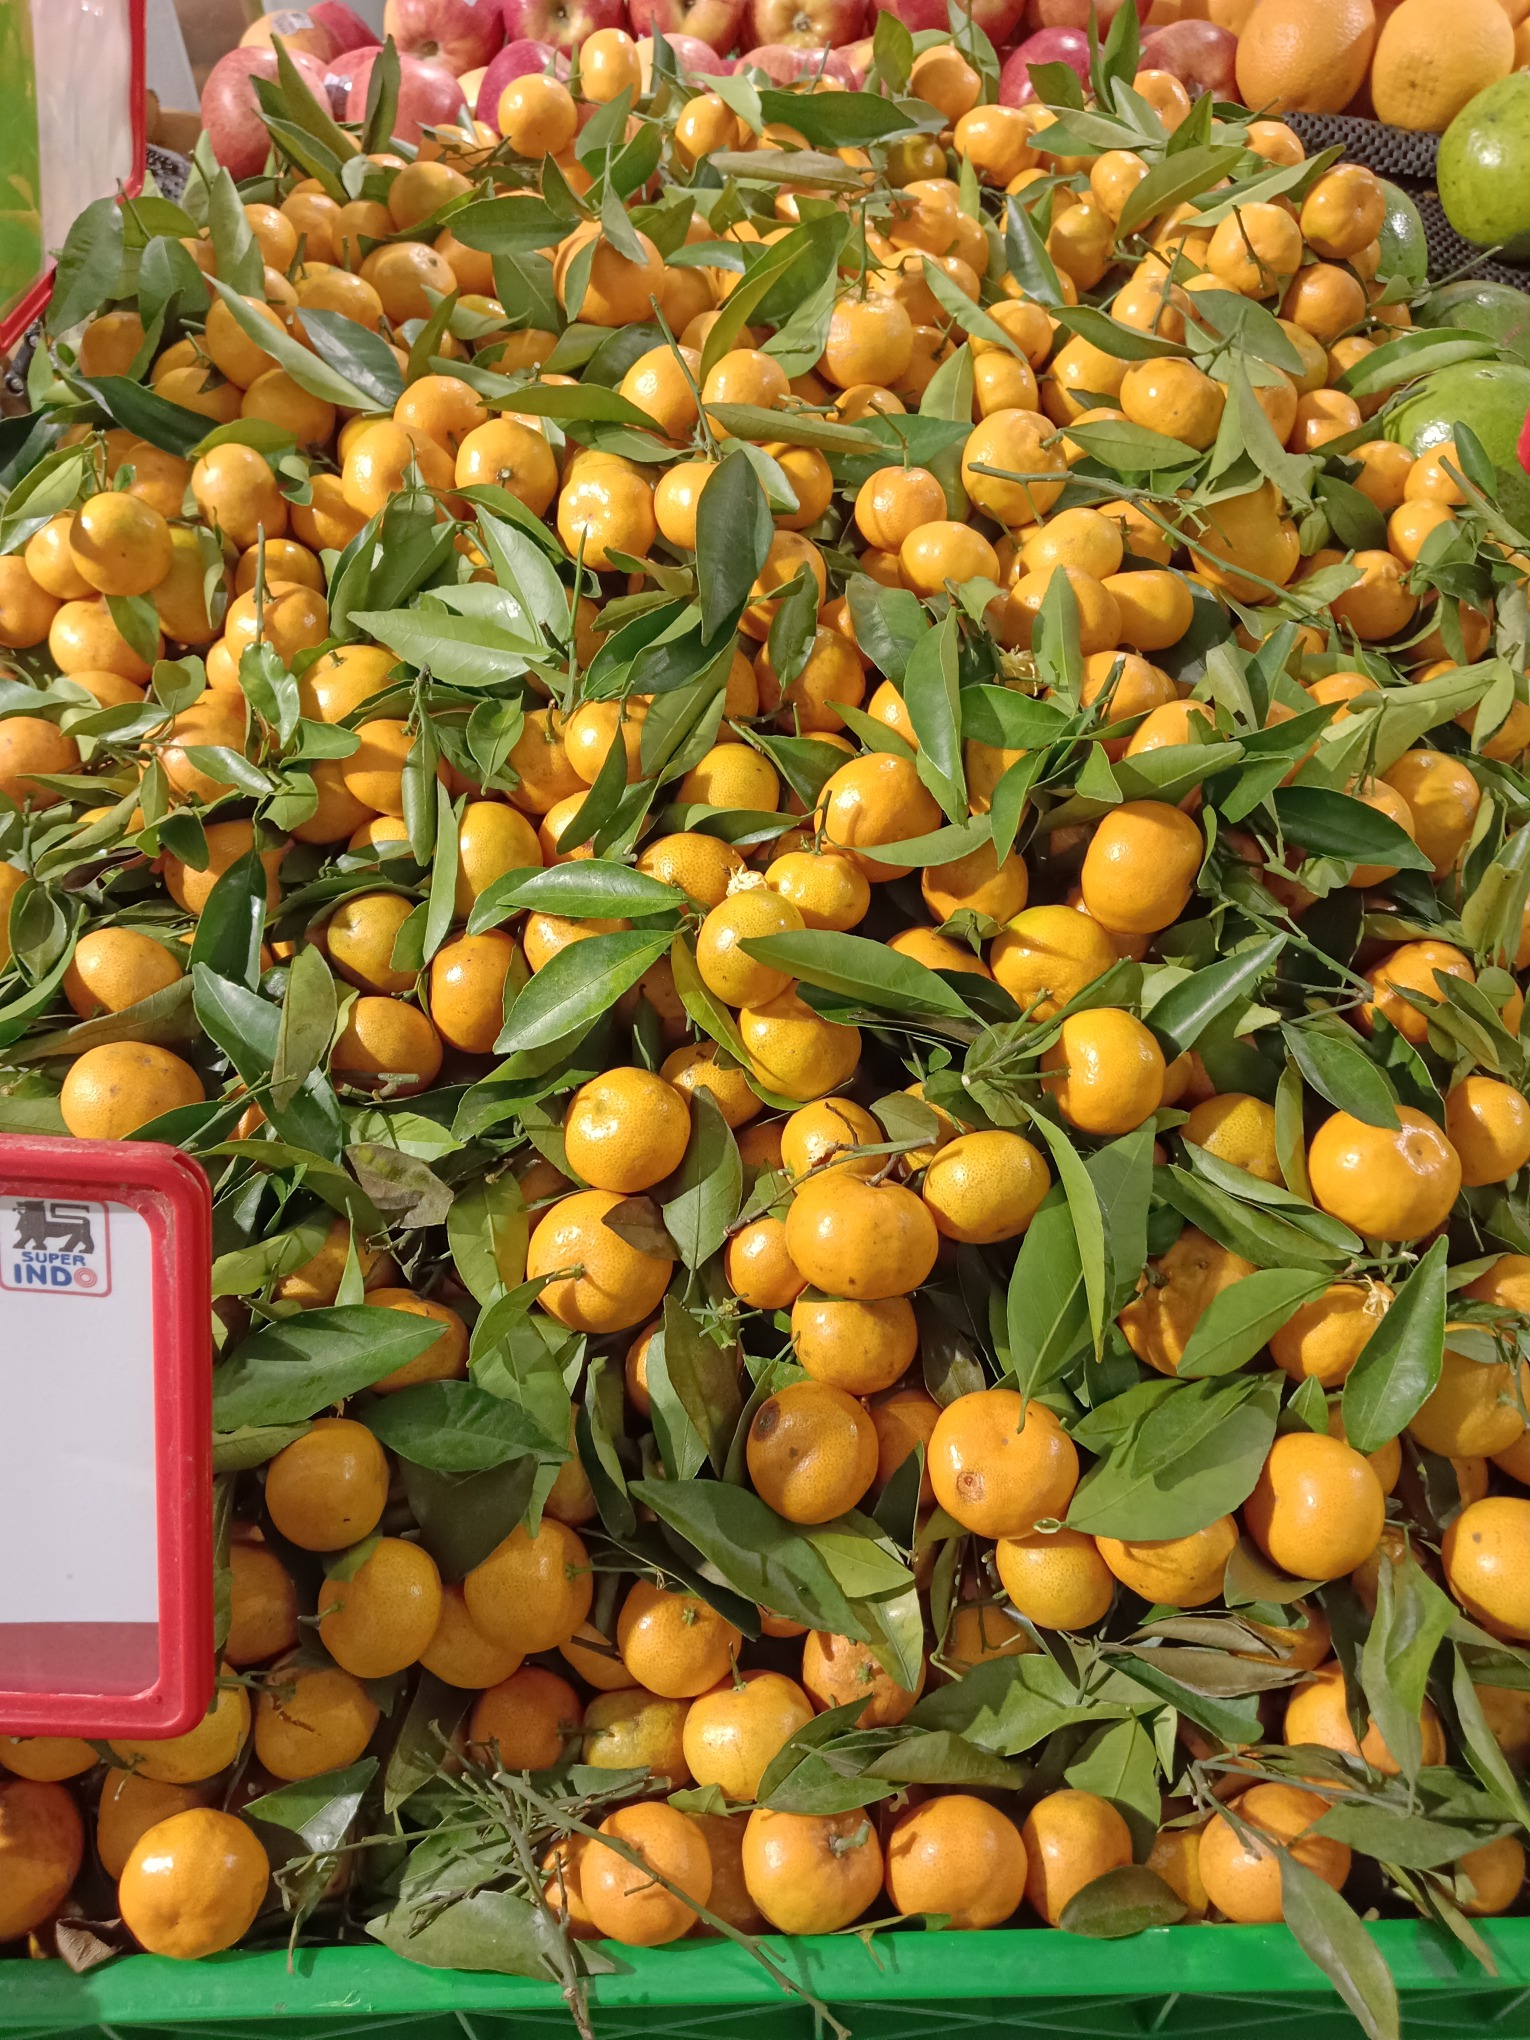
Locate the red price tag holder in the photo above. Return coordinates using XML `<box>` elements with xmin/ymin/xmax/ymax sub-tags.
<box><xmin>0</xmin><ymin>1135</ymin><xmax>213</xmax><ymax>1738</ymax></box>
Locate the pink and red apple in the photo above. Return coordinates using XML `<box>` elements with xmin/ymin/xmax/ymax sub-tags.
<box><xmin>310</xmin><ymin>1</ymin><xmax>376</xmax><ymax>50</ymax></box>
<box><xmin>499</xmin><ymin>0</ymin><xmax>628</xmax><ymax>56</ymax></box>
<box><xmin>1139</xmin><ymin>20</ymin><xmax>1238</xmax><ymax>95</ymax></box>
<box><xmin>630</xmin><ymin>0</ymin><xmax>748</xmax><ymax>55</ymax></box>
<box><xmin>738</xmin><ymin>39</ymin><xmax>860</xmax><ymax>79</ymax></box>
<box><xmin>871</xmin><ymin>0</ymin><xmax>1025</xmax><ymax>42</ymax></box>
<box><xmin>746</xmin><ymin>0</ymin><xmax>868</xmax><ymax>47</ymax></box>
<box><xmin>340</xmin><ymin>45</ymin><xmax>470</xmax><ymax>140</ymax></box>
<box><xmin>382</xmin><ymin>0</ymin><xmax>504</xmax><ymax>74</ymax></box>
<box><xmin>202</xmin><ymin>45</ymin><xmax>332</xmax><ymax>177</ymax></box>
<box><xmin>998</xmin><ymin>24</ymin><xmax>1090</xmax><ymax>103</ymax></box>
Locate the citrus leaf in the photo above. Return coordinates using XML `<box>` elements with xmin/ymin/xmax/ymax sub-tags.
<box><xmin>1340</xmin><ymin>1239</ymin><xmax>1447</xmax><ymax>1454</ymax></box>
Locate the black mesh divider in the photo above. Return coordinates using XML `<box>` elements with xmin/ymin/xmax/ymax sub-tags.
<box><xmin>1286</xmin><ymin>110</ymin><xmax>1530</xmax><ymax>291</ymax></box>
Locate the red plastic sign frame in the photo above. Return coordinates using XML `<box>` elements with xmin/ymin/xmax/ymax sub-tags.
<box><xmin>0</xmin><ymin>0</ymin><xmax>148</xmax><ymax>356</ymax></box>
<box><xmin>0</xmin><ymin>1135</ymin><xmax>213</xmax><ymax>1738</ymax></box>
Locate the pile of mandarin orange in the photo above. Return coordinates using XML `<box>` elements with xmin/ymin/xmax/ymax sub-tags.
<box><xmin>2</xmin><ymin>20</ymin><xmax>1530</xmax><ymax>1998</ymax></box>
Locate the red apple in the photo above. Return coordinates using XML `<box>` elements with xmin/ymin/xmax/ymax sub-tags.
<box><xmin>475</xmin><ymin>38</ymin><xmax>571</xmax><ymax>121</ymax></box>
<box><xmin>838</xmin><ymin>31</ymin><xmax>874</xmax><ymax>80</ymax></box>
<box><xmin>746</xmin><ymin>0</ymin><xmax>867</xmax><ymax>47</ymax></box>
<box><xmin>738</xmin><ymin>40</ymin><xmax>860</xmax><ymax>80</ymax></box>
<box><xmin>341</xmin><ymin>45</ymin><xmax>471</xmax><ymax>140</ymax></box>
<box><xmin>998</xmin><ymin>24</ymin><xmax>1090</xmax><ymax>104</ymax></box>
<box><xmin>310</xmin><ymin>1</ymin><xmax>377</xmax><ymax>50</ymax></box>
<box><xmin>201</xmin><ymin>45</ymin><xmax>332</xmax><ymax>178</ymax></box>
<box><xmin>382</xmin><ymin>0</ymin><xmax>504</xmax><ymax>74</ymax></box>
<box><xmin>240</xmin><ymin>9</ymin><xmax>341</xmax><ymax>60</ymax></box>
<box><xmin>1139</xmin><ymin>20</ymin><xmax>1238</xmax><ymax>95</ymax></box>
<box><xmin>499</xmin><ymin>0</ymin><xmax>628</xmax><ymax>56</ymax></box>
<box><xmin>636</xmin><ymin>32</ymin><xmax>735</xmax><ymax>84</ymax></box>
<box><xmin>1025</xmin><ymin>0</ymin><xmax>1145</xmax><ymax>26</ymax></box>
<box><xmin>630</xmin><ymin>0</ymin><xmax>748</xmax><ymax>55</ymax></box>
<box><xmin>871</xmin><ymin>0</ymin><xmax>1025</xmax><ymax>41</ymax></box>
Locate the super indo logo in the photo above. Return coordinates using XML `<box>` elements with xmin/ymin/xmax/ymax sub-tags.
<box><xmin>0</xmin><ymin>1196</ymin><xmax>112</xmax><ymax>1296</ymax></box>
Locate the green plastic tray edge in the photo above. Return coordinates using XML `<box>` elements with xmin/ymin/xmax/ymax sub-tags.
<box><xmin>4</xmin><ymin>1919</ymin><xmax>1530</xmax><ymax>2028</ymax></box>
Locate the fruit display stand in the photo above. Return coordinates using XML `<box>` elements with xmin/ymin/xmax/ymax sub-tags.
<box><xmin>1</xmin><ymin>1919</ymin><xmax>1529</xmax><ymax>2040</ymax></box>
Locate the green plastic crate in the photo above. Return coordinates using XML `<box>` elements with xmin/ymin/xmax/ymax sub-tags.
<box><xmin>5</xmin><ymin>1922</ymin><xmax>1530</xmax><ymax>2040</ymax></box>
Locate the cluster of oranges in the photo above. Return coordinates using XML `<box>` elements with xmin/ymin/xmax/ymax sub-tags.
<box><xmin>2</xmin><ymin>20</ymin><xmax>1530</xmax><ymax>2005</ymax></box>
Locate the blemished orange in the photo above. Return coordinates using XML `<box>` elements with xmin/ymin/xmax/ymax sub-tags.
<box><xmin>254</xmin><ymin>1664</ymin><xmax>380</xmax><ymax>1782</ymax></box>
<box><xmin>929</xmin><ymin>1389</ymin><xmax>1079</xmax><ymax>1538</ymax></box>
<box><xmin>801</xmin><ymin>1629</ymin><xmax>926</xmax><ymax>1727</ymax></box>
<box><xmin>746</xmin><ymin>1380</ymin><xmax>879</xmax><ymax>1524</ymax></box>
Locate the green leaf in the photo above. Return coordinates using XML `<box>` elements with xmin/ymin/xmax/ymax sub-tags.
<box><xmin>1453</xmin><ymin>1650</ymin><xmax>1530</xmax><ymax>1830</ymax></box>
<box><xmin>918</xmin><ymin>258</ymin><xmax>1023</xmax><ymax>357</ymax></box>
<box><xmin>245</xmin><ymin>1759</ymin><xmax>376</xmax><ymax>1852</ymax></box>
<box><xmin>447</xmin><ymin>1174</ymin><xmax>528</xmax><ymax>1304</ymax></box>
<box><xmin>1176</xmin><ymin>1268</ymin><xmax>1329</xmax><ymax>1379</ymax></box>
<box><xmin>1060</xmin><ymin>1866</ymin><xmax>1186</xmax><ymax>1939</ymax></box>
<box><xmin>359</xmin><ymin>604</ymin><xmax>539</xmax><ymax>691</ymax></box>
<box><xmin>1062</xmin><ymin>418</ymin><xmax>1201</xmax><ymax>473</ymax></box>
<box><xmin>207</xmin><ymin>167</ymin><xmax>264</xmax><ymax>294</ymax></box>
<box><xmin>847</xmin><ymin>576</ymin><xmax>929</xmax><ymax>683</ymax></box>
<box><xmin>630</xmin><ymin>1477</ymin><xmax>870</xmax><ymax>1640</ymax></box>
<box><xmin>1054</xmin><ymin>305</ymin><xmax>1190</xmax><ymax>362</ymax></box>
<box><xmin>662</xmin><ymin>1088</ymin><xmax>742</xmax><ymax>1270</ymax></box>
<box><xmin>1065</xmin><ymin>1715</ymin><xmax>1161</xmax><ymax>1855</ymax></box>
<box><xmin>81</xmin><ymin>377</ymin><xmax>212</xmax><ymax>458</ymax></box>
<box><xmin>1336</xmin><ymin>333</ymin><xmax>1496</xmax><ymax>400</ymax></box>
<box><xmin>212</xmin><ymin>1307</ymin><xmax>447</xmax><ymax>1427</ymax></box>
<box><xmin>1004</xmin><ymin>194</ymin><xmax>1065</xmax><ymax>308</ymax></box>
<box><xmin>271</xmin><ymin>944</ymin><xmax>336</xmax><ymax>1112</ymax></box>
<box><xmin>1281</xmin><ymin>1021</ymin><xmax>1400</xmax><ymax>1131</ymax></box>
<box><xmin>1117</xmin><ymin>143</ymin><xmax>1248</xmax><ymax>237</ymax></box>
<box><xmin>1274</xmin><ymin>786</ymin><xmax>1432</xmax><ymax>872</ymax></box>
<box><xmin>902</xmin><ymin>608</ymin><xmax>965</xmax><ymax>822</ymax></box>
<box><xmin>658</xmin><ymin>1295</ymin><xmax>741</xmax><ymax>1477</ymax></box>
<box><xmin>369</xmin><ymin>1888</ymin><xmax>565</xmax><ymax>1980</ymax></box>
<box><xmin>300</xmin><ymin>309</ymin><xmax>406</xmax><ymax>411</ymax></box>
<box><xmin>402</xmin><ymin>1458</ymin><xmax>540</xmax><ymax>1583</ymax></box>
<box><xmin>1025</xmin><ymin>1115</ymin><xmax>1107</xmax><ymax>1357</ymax></box>
<box><xmin>1146</xmin><ymin>934</ymin><xmax>1283</xmax><ymax>1055</ymax></box>
<box><xmin>1278</xmin><ymin>1855</ymin><xmax>1400</xmax><ymax>2040</ymax></box>
<box><xmin>1358</xmin><ymin>1547</ymin><xmax>1458</xmax><ymax>1784</ymax></box>
<box><xmin>740</xmin><ymin>929</ymin><xmax>977</xmax><ymax>1020</ymax></box>
<box><xmin>699</xmin><ymin>241</ymin><xmax>804</xmax><ymax>381</ymax></box>
<box><xmin>696</xmin><ymin>453</ymin><xmax>772</xmax><ymax>643</ymax></box>
<box><xmin>205</xmin><ymin>275</ymin><xmax>377</xmax><ymax>409</ymax></box>
<box><xmin>1340</xmin><ymin>1239</ymin><xmax>1447</xmax><ymax>1454</ymax></box>
<box><xmin>47</xmin><ymin>196</ymin><xmax>125</xmax><ymax>334</ymax></box>
<box><xmin>1068</xmin><ymin>1375</ymin><xmax>1280</xmax><ymax>1539</ymax></box>
<box><xmin>362</xmin><ymin>1381</ymin><xmax>564</xmax><ymax>1472</ymax></box>
<box><xmin>501</xmin><ymin>930</ymin><xmax>672</xmax><ymax>1053</ymax></box>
